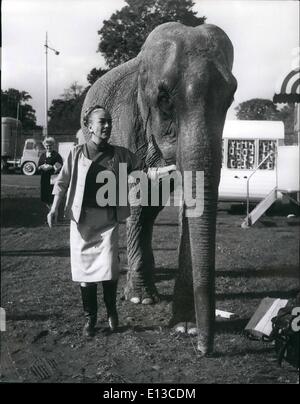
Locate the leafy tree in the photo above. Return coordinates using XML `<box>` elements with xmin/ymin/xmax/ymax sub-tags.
<box><xmin>277</xmin><ymin>103</ymin><xmax>297</xmax><ymax>144</ymax></box>
<box><xmin>98</xmin><ymin>0</ymin><xmax>206</xmax><ymax>68</ymax></box>
<box><xmin>48</xmin><ymin>87</ymin><xmax>89</xmax><ymax>133</ymax></box>
<box><xmin>236</xmin><ymin>98</ymin><xmax>298</xmax><ymax>144</ymax></box>
<box><xmin>235</xmin><ymin>98</ymin><xmax>281</xmax><ymax>121</ymax></box>
<box><xmin>87</xmin><ymin>68</ymin><xmax>109</xmax><ymax>85</ymax></box>
<box><xmin>1</xmin><ymin>88</ymin><xmax>41</xmax><ymax>129</ymax></box>
<box><xmin>48</xmin><ymin>82</ymin><xmax>87</xmax><ymax>133</ymax></box>
<box><xmin>278</xmin><ymin>104</ymin><xmax>294</xmax><ymax>130</ymax></box>
<box><xmin>61</xmin><ymin>81</ymin><xmax>84</xmax><ymax>101</ymax></box>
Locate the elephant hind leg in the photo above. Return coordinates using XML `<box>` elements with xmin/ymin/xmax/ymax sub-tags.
<box><xmin>124</xmin><ymin>205</ymin><xmax>162</xmax><ymax>304</ymax></box>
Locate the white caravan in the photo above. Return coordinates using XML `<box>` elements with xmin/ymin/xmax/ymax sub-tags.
<box><xmin>219</xmin><ymin>120</ymin><xmax>299</xmax><ymax>226</ymax></box>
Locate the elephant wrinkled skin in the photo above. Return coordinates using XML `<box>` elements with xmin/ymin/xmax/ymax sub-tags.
<box><xmin>81</xmin><ymin>22</ymin><xmax>237</xmax><ymax>354</ymax></box>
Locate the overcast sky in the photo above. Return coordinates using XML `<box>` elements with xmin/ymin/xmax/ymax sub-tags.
<box><xmin>2</xmin><ymin>0</ymin><xmax>299</xmax><ymax>127</ymax></box>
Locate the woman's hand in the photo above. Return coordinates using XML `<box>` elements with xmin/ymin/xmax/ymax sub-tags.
<box><xmin>165</xmin><ymin>164</ymin><xmax>177</xmax><ymax>173</ymax></box>
<box><xmin>53</xmin><ymin>162</ymin><xmax>62</xmax><ymax>174</ymax></box>
<box><xmin>44</xmin><ymin>164</ymin><xmax>53</xmax><ymax>171</ymax></box>
<box><xmin>40</xmin><ymin>164</ymin><xmax>53</xmax><ymax>171</ymax></box>
<box><xmin>47</xmin><ymin>195</ymin><xmax>63</xmax><ymax>228</ymax></box>
<box><xmin>47</xmin><ymin>208</ymin><xmax>58</xmax><ymax>228</ymax></box>
<box><xmin>147</xmin><ymin>165</ymin><xmax>177</xmax><ymax>181</ymax></box>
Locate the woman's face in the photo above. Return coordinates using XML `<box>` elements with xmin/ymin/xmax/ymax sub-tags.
<box><xmin>45</xmin><ymin>143</ymin><xmax>54</xmax><ymax>152</ymax></box>
<box><xmin>88</xmin><ymin>109</ymin><xmax>112</xmax><ymax>145</ymax></box>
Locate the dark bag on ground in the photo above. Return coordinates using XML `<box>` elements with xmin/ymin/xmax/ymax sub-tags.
<box><xmin>268</xmin><ymin>306</ymin><xmax>299</xmax><ymax>368</ymax></box>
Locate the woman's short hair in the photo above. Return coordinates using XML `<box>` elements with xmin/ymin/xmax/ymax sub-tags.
<box><xmin>43</xmin><ymin>137</ymin><xmax>56</xmax><ymax>146</ymax></box>
<box><xmin>83</xmin><ymin>105</ymin><xmax>107</xmax><ymax>127</ymax></box>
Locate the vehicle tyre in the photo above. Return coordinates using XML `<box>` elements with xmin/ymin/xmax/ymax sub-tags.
<box><xmin>22</xmin><ymin>161</ymin><xmax>37</xmax><ymax>176</ymax></box>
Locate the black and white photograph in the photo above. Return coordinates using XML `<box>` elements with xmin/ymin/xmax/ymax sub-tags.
<box><xmin>1</xmin><ymin>0</ymin><xmax>299</xmax><ymax>387</ymax></box>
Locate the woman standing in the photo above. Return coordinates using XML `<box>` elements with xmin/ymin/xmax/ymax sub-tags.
<box><xmin>38</xmin><ymin>137</ymin><xmax>63</xmax><ymax>209</ymax></box>
<box><xmin>47</xmin><ymin>106</ymin><xmax>176</xmax><ymax>338</ymax></box>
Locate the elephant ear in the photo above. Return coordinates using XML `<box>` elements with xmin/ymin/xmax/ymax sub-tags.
<box><xmin>81</xmin><ymin>56</ymin><xmax>147</xmax><ymax>153</ymax></box>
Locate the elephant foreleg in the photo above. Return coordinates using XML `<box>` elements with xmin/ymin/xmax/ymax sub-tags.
<box><xmin>171</xmin><ymin>207</ymin><xmax>196</xmax><ymax>331</ymax></box>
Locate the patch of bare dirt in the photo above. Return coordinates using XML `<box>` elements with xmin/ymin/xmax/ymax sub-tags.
<box><xmin>1</xmin><ymin>175</ymin><xmax>299</xmax><ymax>384</ymax></box>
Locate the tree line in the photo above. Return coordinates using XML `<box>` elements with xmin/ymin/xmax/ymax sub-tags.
<box><xmin>1</xmin><ymin>0</ymin><xmax>295</xmax><ymax>140</ymax></box>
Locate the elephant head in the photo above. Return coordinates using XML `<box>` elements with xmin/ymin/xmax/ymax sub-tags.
<box><xmin>81</xmin><ymin>22</ymin><xmax>237</xmax><ymax>354</ymax></box>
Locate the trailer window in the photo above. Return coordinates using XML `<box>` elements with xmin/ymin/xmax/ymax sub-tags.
<box><xmin>258</xmin><ymin>140</ymin><xmax>276</xmax><ymax>170</ymax></box>
<box><xmin>227</xmin><ymin>139</ymin><xmax>255</xmax><ymax>169</ymax></box>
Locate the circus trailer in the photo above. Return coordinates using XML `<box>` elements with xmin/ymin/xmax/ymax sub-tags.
<box><xmin>1</xmin><ymin>117</ymin><xmax>45</xmax><ymax>176</ymax></box>
<box><xmin>218</xmin><ymin>120</ymin><xmax>299</xmax><ymax>227</ymax></box>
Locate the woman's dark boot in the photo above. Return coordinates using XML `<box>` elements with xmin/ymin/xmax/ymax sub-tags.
<box><xmin>102</xmin><ymin>280</ymin><xmax>119</xmax><ymax>332</ymax></box>
<box><xmin>80</xmin><ymin>283</ymin><xmax>98</xmax><ymax>337</ymax></box>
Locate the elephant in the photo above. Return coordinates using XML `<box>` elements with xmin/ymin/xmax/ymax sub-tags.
<box><xmin>81</xmin><ymin>22</ymin><xmax>237</xmax><ymax>354</ymax></box>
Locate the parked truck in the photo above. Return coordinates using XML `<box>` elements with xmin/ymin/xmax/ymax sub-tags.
<box><xmin>1</xmin><ymin>117</ymin><xmax>45</xmax><ymax>175</ymax></box>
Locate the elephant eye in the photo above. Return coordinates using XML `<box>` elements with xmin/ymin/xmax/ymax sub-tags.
<box><xmin>157</xmin><ymin>86</ymin><xmax>173</xmax><ymax>117</ymax></box>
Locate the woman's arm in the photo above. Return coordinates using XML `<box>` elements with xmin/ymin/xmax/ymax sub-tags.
<box><xmin>52</xmin><ymin>149</ymin><xmax>73</xmax><ymax>196</ymax></box>
<box><xmin>47</xmin><ymin>194</ymin><xmax>64</xmax><ymax>228</ymax></box>
<box><xmin>56</xmin><ymin>152</ymin><xmax>64</xmax><ymax>167</ymax></box>
<box><xmin>53</xmin><ymin>162</ymin><xmax>63</xmax><ymax>174</ymax></box>
<box><xmin>47</xmin><ymin>149</ymin><xmax>74</xmax><ymax>228</ymax></box>
<box><xmin>127</xmin><ymin>149</ymin><xmax>176</xmax><ymax>179</ymax></box>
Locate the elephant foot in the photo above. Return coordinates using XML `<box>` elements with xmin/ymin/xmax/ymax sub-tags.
<box><xmin>174</xmin><ymin>322</ymin><xmax>186</xmax><ymax>334</ymax></box>
<box><xmin>197</xmin><ymin>340</ymin><xmax>213</xmax><ymax>355</ymax></box>
<box><xmin>172</xmin><ymin>323</ymin><xmax>213</xmax><ymax>355</ymax></box>
<box><xmin>173</xmin><ymin>322</ymin><xmax>197</xmax><ymax>335</ymax></box>
<box><xmin>130</xmin><ymin>297</ymin><xmax>158</xmax><ymax>304</ymax></box>
<box><xmin>197</xmin><ymin>333</ymin><xmax>214</xmax><ymax>355</ymax></box>
<box><xmin>130</xmin><ymin>296</ymin><xmax>159</xmax><ymax>305</ymax></box>
<box><xmin>124</xmin><ymin>278</ymin><xmax>160</xmax><ymax>305</ymax></box>
<box><xmin>187</xmin><ymin>323</ymin><xmax>197</xmax><ymax>335</ymax></box>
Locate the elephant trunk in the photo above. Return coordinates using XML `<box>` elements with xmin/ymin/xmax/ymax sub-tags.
<box><xmin>187</xmin><ymin>194</ymin><xmax>217</xmax><ymax>354</ymax></box>
<box><xmin>176</xmin><ymin>113</ymin><xmax>222</xmax><ymax>354</ymax></box>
